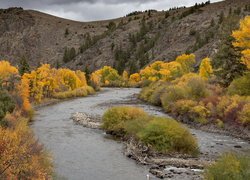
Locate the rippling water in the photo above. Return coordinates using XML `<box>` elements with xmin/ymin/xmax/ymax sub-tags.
<box><xmin>32</xmin><ymin>88</ymin><xmax>250</xmax><ymax>180</ymax></box>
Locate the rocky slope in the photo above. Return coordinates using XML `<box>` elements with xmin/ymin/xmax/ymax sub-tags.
<box><xmin>0</xmin><ymin>0</ymin><xmax>250</xmax><ymax>72</ymax></box>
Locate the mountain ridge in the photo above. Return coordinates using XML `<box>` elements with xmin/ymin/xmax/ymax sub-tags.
<box><xmin>0</xmin><ymin>0</ymin><xmax>249</xmax><ymax>73</ymax></box>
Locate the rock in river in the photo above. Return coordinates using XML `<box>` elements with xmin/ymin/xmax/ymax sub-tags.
<box><xmin>71</xmin><ymin>112</ymin><xmax>101</xmax><ymax>129</ymax></box>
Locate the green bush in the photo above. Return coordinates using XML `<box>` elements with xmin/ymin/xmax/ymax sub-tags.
<box><xmin>149</xmin><ymin>84</ymin><xmax>167</xmax><ymax>106</ymax></box>
<box><xmin>102</xmin><ymin>106</ymin><xmax>199</xmax><ymax>156</ymax></box>
<box><xmin>186</xmin><ymin>76</ymin><xmax>209</xmax><ymax>100</ymax></box>
<box><xmin>238</xmin><ymin>103</ymin><xmax>250</xmax><ymax>124</ymax></box>
<box><xmin>102</xmin><ymin>106</ymin><xmax>148</xmax><ymax>135</ymax></box>
<box><xmin>124</xmin><ymin>116</ymin><xmax>151</xmax><ymax>136</ymax></box>
<box><xmin>204</xmin><ymin>153</ymin><xmax>250</xmax><ymax>180</ymax></box>
<box><xmin>172</xmin><ymin>99</ymin><xmax>197</xmax><ymax>115</ymax></box>
<box><xmin>139</xmin><ymin>81</ymin><xmax>168</xmax><ymax>106</ymax></box>
<box><xmin>0</xmin><ymin>89</ymin><xmax>15</xmax><ymax>121</ymax></box>
<box><xmin>228</xmin><ymin>73</ymin><xmax>250</xmax><ymax>96</ymax></box>
<box><xmin>138</xmin><ymin>117</ymin><xmax>199</xmax><ymax>155</ymax></box>
<box><xmin>190</xmin><ymin>104</ymin><xmax>210</xmax><ymax>124</ymax></box>
<box><xmin>161</xmin><ymin>85</ymin><xmax>188</xmax><ymax>112</ymax></box>
<box><xmin>139</xmin><ymin>86</ymin><xmax>154</xmax><ymax>101</ymax></box>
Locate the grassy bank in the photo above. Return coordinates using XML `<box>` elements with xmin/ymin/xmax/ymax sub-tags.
<box><xmin>102</xmin><ymin>106</ymin><xmax>199</xmax><ymax>156</ymax></box>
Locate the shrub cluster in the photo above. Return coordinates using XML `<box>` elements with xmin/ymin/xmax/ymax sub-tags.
<box><xmin>102</xmin><ymin>106</ymin><xmax>199</xmax><ymax>155</ymax></box>
<box><xmin>140</xmin><ymin>73</ymin><xmax>250</xmax><ymax>126</ymax></box>
<box><xmin>204</xmin><ymin>153</ymin><xmax>250</xmax><ymax>180</ymax></box>
<box><xmin>53</xmin><ymin>86</ymin><xmax>95</xmax><ymax>99</ymax></box>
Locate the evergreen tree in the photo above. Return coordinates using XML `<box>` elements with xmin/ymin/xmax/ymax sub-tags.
<box><xmin>84</xmin><ymin>66</ymin><xmax>90</xmax><ymax>83</ymax></box>
<box><xmin>19</xmin><ymin>56</ymin><xmax>30</xmax><ymax>75</ymax></box>
<box><xmin>65</xmin><ymin>28</ymin><xmax>69</xmax><ymax>37</ymax></box>
<box><xmin>0</xmin><ymin>86</ymin><xmax>15</xmax><ymax>122</ymax></box>
<box><xmin>213</xmin><ymin>14</ymin><xmax>247</xmax><ymax>86</ymax></box>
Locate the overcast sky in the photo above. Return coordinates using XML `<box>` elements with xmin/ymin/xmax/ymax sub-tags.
<box><xmin>0</xmin><ymin>0</ymin><xmax>223</xmax><ymax>22</ymax></box>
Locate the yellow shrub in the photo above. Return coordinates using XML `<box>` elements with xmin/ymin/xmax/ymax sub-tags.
<box><xmin>238</xmin><ymin>103</ymin><xmax>250</xmax><ymax>124</ymax></box>
<box><xmin>102</xmin><ymin>106</ymin><xmax>148</xmax><ymax>135</ymax></box>
<box><xmin>53</xmin><ymin>86</ymin><xmax>95</xmax><ymax>99</ymax></box>
<box><xmin>161</xmin><ymin>85</ymin><xmax>188</xmax><ymax>112</ymax></box>
<box><xmin>0</xmin><ymin>119</ymin><xmax>52</xmax><ymax>179</ymax></box>
<box><xmin>191</xmin><ymin>105</ymin><xmax>210</xmax><ymax>124</ymax></box>
<box><xmin>172</xmin><ymin>99</ymin><xmax>197</xmax><ymax>115</ymax></box>
<box><xmin>204</xmin><ymin>153</ymin><xmax>250</xmax><ymax>180</ymax></box>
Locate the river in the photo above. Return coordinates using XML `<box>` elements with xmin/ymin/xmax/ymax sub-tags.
<box><xmin>32</xmin><ymin>88</ymin><xmax>250</xmax><ymax>180</ymax></box>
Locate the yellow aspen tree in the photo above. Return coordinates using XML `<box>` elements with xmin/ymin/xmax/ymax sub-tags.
<box><xmin>232</xmin><ymin>16</ymin><xmax>250</xmax><ymax>69</ymax></box>
<box><xmin>0</xmin><ymin>61</ymin><xmax>18</xmax><ymax>81</ymax></box>
<box><xmin>129</xmin><ymin>73</ymin><xmax>141</xmax><ymax>84</ymax></box>
<box><xmin>175</xmin><ymin>54</ymin><xmax>196</xmax><ymax>73</ymax></box>
<box><xmin>19</xmin><ymin>74</ymin><xmax>31</xmax><ymax>112</ymax></box>
<box><xmin>122</xmin><ymin>71</ymin><xmax>129</xmax><ymax>82</ymax></box>
<box><xmin>199</xmin><ymin>57</ymin><xmax>213</xmax><ymax>79</ymax></box>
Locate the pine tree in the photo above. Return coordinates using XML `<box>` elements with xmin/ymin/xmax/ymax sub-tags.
<box><xmin>19</xmin><ymin>56</ymin><xmax>30</xmax><ymax>75</ymax></box>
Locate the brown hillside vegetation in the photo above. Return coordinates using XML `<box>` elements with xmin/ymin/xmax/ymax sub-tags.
<box><xmin>0</xmin><ymin>0</ymin><xmax>250</xmax><ymax>73</ymax></box>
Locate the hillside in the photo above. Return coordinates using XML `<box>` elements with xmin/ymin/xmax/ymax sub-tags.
<box><xmin>0</xmin><ymin>0</ymin><xmax>250</xmax><ymax>73</ymax></box>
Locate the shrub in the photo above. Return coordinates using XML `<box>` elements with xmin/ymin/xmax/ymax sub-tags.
<box><xmin>228</xmin><ymin>73</ymin><xmax>250</xmax><ymax>96</ymax></box>
<box><xmin>149</xmin><ymin>83</ymin><xmax>167</xmax><ymax>106</ymax></box>
<box><xmin>102</xmin><ymin>106</ymin><xmax>148</xmax><ymax>135</ymax></box>
<box><xmin>124</xmin><ymin>116</ymin><xmax>151</xmax><ymax>137</ymax></box>
<box><xmin>204</xmin><ymin>153</ymin><xmax>250</xmax><ymax>180</ymax></box>
<box><xmin>216</xmin><ymin>119</ymin><xmax>224</xmax><ymax>128</ymax></box>
<box><xmin>0</xmin><ymin>119</ymin><xmax>53</xmax><ymax>179</ymax></box>
<box><xmin>216</xmin><ymin>95</ymin><xmax>249</xmax><ymax>124</ymax></box>
<box><xmin>53</xmin><ymin>86</ymin><xmax>95</xmax><ymax>99</ymax></box>
<box><xmin>139</xmin><ymin>81</ymin><xmax>167</xmax><ymax>105</ymax></box>
<box><xmin>238</xmin><ymin>103</ymin><xmax>250</xmax><ymax>124</ymax></box>
<box><xmin>138</xmin><ymin>117</ymin><xmax>199</xmax><ymax>155</ymax></box>
<box><xmin>172</xmin><ymin>100</ymin><xmax>209</xmax><ymax>124</ymax></box>
<box><xmin>190</xmin><ymin>104</ymin><xmax>210</xmax><ymax>124</ymax></box>
<box><xmin>172</xmin><ymin>99</ymin><xmax>197</xmax><ymax>115</ymax></box>
<box><xmin>186</xmin><ymin>76</ymin><xmax>209</xmax><ymax>100</ymax></box>
<box><xmin>161</xmin><ymin>85</ymin><xmax>188</xmax><ymax>112</ymax></box>
<box><xmin>0</xmin><ymin>89</ymin><xmax>15</xmax><ymax>121</ymax></box>
<box><xmin>139</xmin><ymin>86</ymin><xmax>154</xmax><ymax>101</ymax></box>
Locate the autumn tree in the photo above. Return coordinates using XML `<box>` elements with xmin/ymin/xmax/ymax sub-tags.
<box><xmin>129</xmin><ymin>73</ymin><xmax>141</xmax><ymax>85</ymax></box>
<box><xmin>0</xmin><ymin>87</ymin><xmax>15</xmax><ymax>122</ymax></box>
<box><xmin>0</xmin><ymin>61</ymin><xmax>19</xmax><ymax>89</ymax></box>
<box><xmin>212</xmin><ymin>14</ymin><xmax>247</xmax><ymax>86</ymax></box>
<box><xmin>91</xmin><ymin>66</ymin><xmax>121</xmax><ymax>86</ymax></box>
<box><xmin>19</xmin><ymin>74</ymin><xmax>31</xmax><ymax>112</ymax></box>
<box><xmin>232</xmin><ymin>16</ymin><xmax>250</xmax><ymax>69</ymax></box>
<box><xmin>199</xmin><ymin>57</ymin><xmax>213</xmax><ymax>79</ymax></box>
<box><xmin>122</xmin><ymin>71</ymin><xmax>129</xmax><ymax>82</ymax></box>
<box><xmin>0</xmin><ymin>120</ymin><xmax>52</xmax><ymax>178</ymax></box>
<box><xmin>175</xmin><ymin>54</ymin><xmax>196</xmax><ymax>73</ymax></box>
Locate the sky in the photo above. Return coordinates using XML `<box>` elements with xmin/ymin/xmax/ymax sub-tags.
<box><xmin>0</xmin><ymin>0</ymin><xmax>223</xmax><ymax>22</ymax></box>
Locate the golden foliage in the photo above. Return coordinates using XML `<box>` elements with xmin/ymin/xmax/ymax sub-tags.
<box><xmin>232</xmin><ymin>16</ymin><xmax>250</xmax><ymax>69</ymax></box>
<box><xmin>175</xmin><ymin>54</ymin><xmax>196</xmax><ymax>73</ymax></box>
<box><xmin>21</xmin><ymin>64</ymin><xmax>90</xmax><ymax>103</ymax></box>
<box><xmin>90</xmin><ymin>66</ymin><xmax>121</xmax><ymax>87</ymax></box>
<box><xmin>129</xmin><ymin>73</ymin><xmax>141</xmax><ymax>85</ymax></box>
<box><xmin>19</xmin><ymin>74</ymin><xmax>31</xmax><ymax>112</ymax></box>
<box><xmin>0</xmin><ymin>61</ymin><xmax>18</xmax><ymax>82</ymax></box>
<box><xmin>199</xmin><ymin>57</ymin><xmax>213</xmax><ymax>79</ymax></box>
<box><xmin>0</xmin><ymin>120</ymin><xmax>52</xmax><ymax>179</ymax></box>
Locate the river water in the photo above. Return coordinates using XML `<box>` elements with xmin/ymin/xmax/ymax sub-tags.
<box><xmin>32</xmin><ymin>88</ymin><xmax>250</xmax><ymax>180</ymax></box>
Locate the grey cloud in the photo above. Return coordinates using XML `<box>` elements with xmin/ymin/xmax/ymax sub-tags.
<box><xmin>0</xmin><ymin>0</ymin><xmax>223</xmax><ymax>21</ymax></box>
